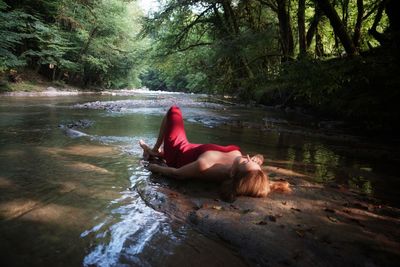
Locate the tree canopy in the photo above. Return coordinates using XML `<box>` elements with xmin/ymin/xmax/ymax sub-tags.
<box><xmin>1</xmin><ymin>0</ymin><xmax>399</xmax><ymax>130</ymax></box>
<box><xmin>0</xmin><ymin>0</ymin><xmax>146</xmax><ymax>88</ymax></box>
<box><xmin>141</xmin><ymin>0</ymin><xmax>398</xmax><ymax>95</ymax></box>
<box><xmin>137</xmin><ymin>0</ymin><xmax>399</xmax><ymax>132</ymax></box>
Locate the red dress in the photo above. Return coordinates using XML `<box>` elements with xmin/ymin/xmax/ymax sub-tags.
<box><xmin>163</xmin><ymin>106</ymin><xmax>240</xmax><ymax>168</ymax></box>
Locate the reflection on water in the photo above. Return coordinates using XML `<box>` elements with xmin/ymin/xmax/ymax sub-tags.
<box><xmin>301</xmin><ymin>143</ymin><xmax>340</xmax><ymax>183</ymax></box>
<box><xmin>348</xmin><ymin>175</ymin><xmax>373</xmax><ymax>195</ymax></box>
<box><xmin>0</xmin><ymin>92</ymin><xmax>399</xmax><ymax>266</ymax></box>
<box><xmin>283</xmin><ymin>142</ymin><xmax>381</xmax><ymax>196</ymax></box>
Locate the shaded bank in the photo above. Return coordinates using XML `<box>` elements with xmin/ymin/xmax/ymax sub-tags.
<box><xmin>257</xmin><ymin>49</ymin><xmax>400</xmax><ymax>135</ymax></box>
<box><xmin>138</xmin><ymin>168</ymin><xmax>400</xmax><ymax>266</ymax></box>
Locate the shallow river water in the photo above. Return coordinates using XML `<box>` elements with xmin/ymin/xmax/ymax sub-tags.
<box><xmin>0</xmin><ymin>91</ymin><xmax>399</xmax><ymax>266</ymax></box>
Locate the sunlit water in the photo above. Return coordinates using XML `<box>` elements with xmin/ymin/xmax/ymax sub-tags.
<box><xmin>0</xmin><ymin>92</ymin><xmax>399</xmax><ymax>266</ymax></box>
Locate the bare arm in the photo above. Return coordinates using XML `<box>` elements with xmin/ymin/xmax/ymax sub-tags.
<box><xmin>147</xmin><ymin>160</ymin><xmax>205</xmax><ymax>180</ymax></box>
<box><xmin>147</xmin><ymin>156</ymin><xmax>230</xmax><ymax>182</ymax></box>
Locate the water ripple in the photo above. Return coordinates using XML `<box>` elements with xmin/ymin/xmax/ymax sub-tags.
<box><xmin>82</xmin><ymin>168</ymin><xmax>174</xmax><ymax>267</ymax></box>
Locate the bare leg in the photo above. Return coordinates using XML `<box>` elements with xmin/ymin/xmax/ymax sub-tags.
<box><xmin>139</xmin><ymin>112</ymin><xmax>167</xmax><ymax>159</ymax></box>
<box><xmin>153</xmin><ymin>114</ymin><xmax>167</xmax><ymax>151</ymax></box>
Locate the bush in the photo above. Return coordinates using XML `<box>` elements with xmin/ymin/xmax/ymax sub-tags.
<box><xmin>256</xmin><ymin>50</ymin><xmax>400</xmax><ymax>133</ymax></box>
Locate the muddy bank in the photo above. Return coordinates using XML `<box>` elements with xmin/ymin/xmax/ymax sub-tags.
<box><xmin>136</xmin><ymin>167</ymin><xmax>400</xmax><ymax>267</ymax></box>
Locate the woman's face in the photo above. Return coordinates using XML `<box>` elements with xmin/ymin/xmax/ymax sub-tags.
<box><xmin>230</xmin><ymin>155</ymin><xmax>261</xmax><ymax>178</ymax></box>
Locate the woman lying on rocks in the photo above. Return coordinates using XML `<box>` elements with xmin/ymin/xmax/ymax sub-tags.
<box><xmin>139</xmin><ymin>105</ymin><xmax>290</xmax><ymax>201</ymax></box>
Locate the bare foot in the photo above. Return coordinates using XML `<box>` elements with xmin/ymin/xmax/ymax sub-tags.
<box><xmin>139</xmin><ymin>140</ymin><xmax>158</xmax><ymax>160</ymax></box>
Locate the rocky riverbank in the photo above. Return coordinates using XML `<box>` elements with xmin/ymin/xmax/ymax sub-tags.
<box><xmin>0</xmin><ymin>86</ymin><xmax>161</xmax><ymax>97</ymax></box>
<box><xmin>137</xmin><ymin>167</ymin><xmax>400</xmax><ymax>266</ymax></box>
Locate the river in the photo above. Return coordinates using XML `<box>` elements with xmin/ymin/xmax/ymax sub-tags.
<box><xmin>0</xmin><ymin>90</ymin><xmax>399</xmax><ymax>266</ymax></box>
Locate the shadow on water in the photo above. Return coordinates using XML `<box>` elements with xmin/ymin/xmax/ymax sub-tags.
<box><xmin>0</xmin><ymin>141</ymin><xmax>130</xmax><ymax>266</ymax></box>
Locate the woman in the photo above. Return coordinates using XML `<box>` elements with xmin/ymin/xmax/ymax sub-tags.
<box><xmin>140</xmin><ymin>106</ymin><xmax>290</xmax><ymax>201</ymax></box>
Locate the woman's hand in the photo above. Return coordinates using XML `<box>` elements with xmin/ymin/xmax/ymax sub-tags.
<box><xmin>146</xmin><ymin>163</ymin><xmax>161</xmax><ymax>173</ymax></box>
<box><xmin>144</xmin><ymin>163</ymin><xmax>177</xmax><ymax>178</ymax></box>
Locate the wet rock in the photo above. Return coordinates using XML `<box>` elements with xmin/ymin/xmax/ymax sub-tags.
<box><xmin>136</xmin><ymin>172</ymin><xmax>400</xmax><ymax>267</ymax></box>
<box><xmin>64</xmin><ymin>119</ymin><xmax>93</xmax><ymax>129</ymax></box>
<box><xmin>62</xmin><ymin>128</ymin><xmax>88</xmax><ymax>138</ymax></box>
<box><xmin>58</xmin><ymin>119</ymin><xmax>93</xmax><ymax>138</ymax></box>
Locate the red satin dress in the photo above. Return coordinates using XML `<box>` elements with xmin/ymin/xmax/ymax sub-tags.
<box><xmin>163</xmin><ymin>106</ymin><xmax>240</xmax><ymax>168</ymax></box>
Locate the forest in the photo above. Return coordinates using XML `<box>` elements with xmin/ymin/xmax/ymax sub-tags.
<box><xmin>0</xmin><ymin>0</ymin><xmax>399</xmax><ymax>132</ymax></box>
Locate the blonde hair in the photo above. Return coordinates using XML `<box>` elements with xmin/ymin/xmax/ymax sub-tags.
<box><xmin>221</xmin><ymin>169</ymin><xmax>291</xmax><ymax>202</ymax></box>
<box><xmin>235</xmin><ymin>170</ymin><xmax>270</xmax><ymax>197</ymax></box>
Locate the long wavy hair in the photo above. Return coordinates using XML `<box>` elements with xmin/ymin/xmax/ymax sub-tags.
<box><xmin>220</xmin><ymin>169</ymin><xmax>291</xmax><ymax>202</ymax></box>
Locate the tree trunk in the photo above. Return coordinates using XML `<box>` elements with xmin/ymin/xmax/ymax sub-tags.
<box><xmin>385</xmin><ymin>0</ymin><xmax>400</xmax><ymax>30</ymax></box>
<box><xmin>385</xmin><ymin>0</ymin><xmax>400</xmax><ymax>46</ymax></box>
<box><xmin>316</xmin><ymin>0</ymin><xmax>357</xmax><ymax>56</ymax></box>
<box><xmin>56</xmin><ymin>70</ymin><xmax>63</xmax><ymax>81</ymax></box>
<box><xmin>35</xmin><ymin>63</ymin><xmax>41</xmax><ymax>73</ymax></box>
<box><xmin>220</xmin><ymin>1</ymin><xmax>254</xmax><ymax>88</ymax></box>
<box><xmin>315</xmin><ymin>26</ymin><xmax>324</xmax><ymax>57</ymax></box>
<box><xmin>306</xmin><ymin>4</ymin><xmax>322</xmax><ymax>49</ymax></box>
<box><xmin>298</xmin><ymin>0</ymin><xmax>307</xmax><ymax>57</ymax></box>
<box><xmin>213</xmin><ymin>5</ymin><xmax>230</xmax><ymax>35</ymax></box>
<box><xmin>353</xmin><ymin>0</ymin><xmax>364</xmax><ymax>49</ymax></box>
<box><xmin>341</xmin><ymin>0</ymin><xmax>349</xmax><ymax>31</ymax></box>
<box><xmin>277</xmin><ymin>0</ymin><xmax>294</xmax><ymax>60</ymax></box>
<box><xmin>242</xmin><ymin>0</ymin><xmax>257</xmax><ymax>32</ymax></box>
<box><xmin>331</xmin><ymin>0</ymin><xmax>340</xmax><ymax>55</ymax></box>
<box><xmin>70</xmin><ymin>26</ymin><xmax>98</xmax><ymax>85</ymax></box>
<box><xmin>368</xmin><ymin>0</ymin><xmax>386</xmax><ymax>45</ymax></box>
<box><xmin>221</xmin><ymin>0</ymin><xmax>239</xmax><ymax>35</ymax></box>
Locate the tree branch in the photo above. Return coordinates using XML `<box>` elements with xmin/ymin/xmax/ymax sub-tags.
<box><xmin>362</xmin><ymin>0</ymin><xmax>383</xmax><ymax>21</ymax></box>
<box><xmin>172</xmin><ymin>4</ymin><xmax>215</xmax><ymax>49</ymax></box>
<box><xmin>163</xmin><ymin>42</ymin><xmax>213</xmax><ymax>56</ymax></box>
<box><xmin>257</xmin><ymin>0</ymin><xmax>278</xmax><ymax>12</ymax></box>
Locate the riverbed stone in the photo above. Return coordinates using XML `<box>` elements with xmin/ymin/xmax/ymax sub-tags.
<box><xmin>137</xmin><ymin>169</ymin><xmax>400</xmax><ymax>266</ymax></box>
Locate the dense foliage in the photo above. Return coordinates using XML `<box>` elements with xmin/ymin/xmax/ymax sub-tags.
<box><xmin>1</xmin><ymin>0</ymin><xmax>399</xmax><ymax>130</ymax></box>
<box><xmin>141</xmin><ymin>0</ymin><xmax>398</xmax><ymax>92</ymax></box>
<box><xmin>0</xmin><ymin>0</ymin><xmax>146</xmax><ymax>88</ymax></box>
<box><xmin>141</xmin><ymin>0</ymin><xmax>399</xmax><ymax>131</ymax></box>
